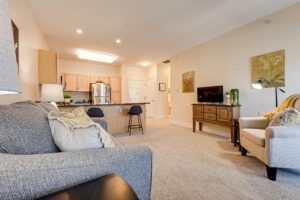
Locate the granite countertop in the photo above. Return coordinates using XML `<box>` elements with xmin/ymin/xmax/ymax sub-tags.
<box><xmin>58</xmin><ymin>102</ymin><xmax>150</xmax><ymax>107</ymax></box>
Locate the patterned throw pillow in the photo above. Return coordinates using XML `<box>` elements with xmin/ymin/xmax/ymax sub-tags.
<box><xmin>48</xmin><ymin>107</ymin><xmax>115</xmax><ymax>151</ymax></box>
<box><xmin>269</xmin><ymin>107</ymin><xmax>300</xmax><ymax>126</ymax></box>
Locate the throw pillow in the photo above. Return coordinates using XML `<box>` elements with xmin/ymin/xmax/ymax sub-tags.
<box><xmin>48</xmin><ymin>107</ymin><xmax>114</xmax><ymax>151</ymax></box>
<box><xmin>269</xmin><ymin>107</ymin><xmax>300</xmax><ymax>126</ymax></box>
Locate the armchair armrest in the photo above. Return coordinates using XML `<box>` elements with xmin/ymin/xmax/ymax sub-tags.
<box><xmin>0</xmin><ymin>145</ymin><xmax>152</xmax><ymax>200</ymax></box>
<box><xmin>265</xmin><ymin>125</ymin><xmax>300</xmax><ymax>138</ymax></box>
<box><xmin>239</xmin><ymin>117</ymin><xmax>270</xmax><ymax>129</ymax></box>
<box><xmin>264</xmin><ymin>125</ymin><xmax>300</xmax><ymax>168</ymax></box>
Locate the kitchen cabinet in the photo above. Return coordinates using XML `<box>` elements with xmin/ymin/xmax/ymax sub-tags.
<box><xmin>38</xmin><ymin>49</ymin><xmax>61</xmax><ymax>84</ymax></box>
<box><xmin>78</xmin><ymin>75</ymin><xmax>90</xmax><ymax>91</ymax></box>
<box><xmin>89</xmin><ymin>76</ymin><xmax>109</xmax><ymax>84</ymax></box>
<box><xmin>109</xmin><ymin>76</ymin><xmax>121</xmax><ymax>103</ymax></box>
<box><xmin>64</xmin><ymin>73</ymin><xmax>89</xmax><ymax>91</ymax></box>
<box><xmin>64</xmin><ymin>73</ymin><xmax>77</xmax><ymax>91</ymax></box>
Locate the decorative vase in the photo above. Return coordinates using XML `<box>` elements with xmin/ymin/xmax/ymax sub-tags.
<box><xmin>230</xmin><ymin>89</ymin><xmax>239</xmax><ymax>105</ymax></box>
<box><xmin>226</xmin><ymin>95</ymin><xmax>230</xmax><ymax>105</ymax></box>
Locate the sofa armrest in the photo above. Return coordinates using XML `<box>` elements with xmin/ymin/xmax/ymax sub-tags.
<box><xmin>0</xmin><ymin>145</ymin><xmax>152</xmax><ymax>200</ymax></box>
<box><xmin>239</xmin><ymin>117</ymin><xmax>270</xmax><ymax>129</ymax></box>
<box><xmin>264</xmin><ymin>125</ymin><xmax>300</xmax><ymax>168</ymax></box>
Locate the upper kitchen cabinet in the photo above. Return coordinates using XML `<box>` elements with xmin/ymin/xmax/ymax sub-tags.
<box><xmin>78</xmin><ymin>75</ymin><xmax>90</xmax><ymax>91</ymax></box>
<box><xmin>89</xmin><ymin>76</ymin><xmax>109</xmax><ymax>84</ymax></box>
<box><xmin>109</xmin><ymin>76</ymin><xmax>121</xmax><ymax>103</ymax></box>
<box><xmin>64</xmin><ymin>73</ymin><xmax>77</xmax><ymax>91</ymax></box>
<box><xmin>64</xmin><ymin>73</ymin><xmax>90</xmax><ymax>92</ymax></box>
<box><xmin>38</xmin><ymin>49</ymin><xmax>61</xmax><ymax>84</ymax></box>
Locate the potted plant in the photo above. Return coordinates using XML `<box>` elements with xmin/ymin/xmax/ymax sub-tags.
<box><xmin>64</xmin><ymin>93</ymin><xmax>72</xmax><ymax>104</ymax></box>
<box><xmin>96</xmin><ymin>80</ymin><xmax>104</xmax><ymax>84</ymax></box>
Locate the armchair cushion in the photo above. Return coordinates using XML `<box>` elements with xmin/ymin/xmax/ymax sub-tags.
<box><xmin>242</xmin><ymin>128</ymin><xmax>265</xmax><ymax>147</ymax></box>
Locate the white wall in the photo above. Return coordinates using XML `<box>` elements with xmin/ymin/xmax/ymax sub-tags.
<box><xmin>60</xmin><ymin>59</ymin><xmax>119</xmax><ymax>76</ymax></box>
<box><xmin>170</xmin><ymin>4</ymin><xmax>300</xmax><ymax>132</ymax></box>
<box><xmin>0</xmin><ymin>0</ymin><xmax>49</xmax><ymax>104</ymax></box>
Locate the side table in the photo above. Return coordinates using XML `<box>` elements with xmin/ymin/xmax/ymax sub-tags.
<box><xmin>233</xmin><ymin>119</ymin><xmax>240</xmax><ymax>147</ymax></box>
<box><xmin>39</xmin><ymin>174</ymin><xmax>138</xmax><ymax>200</ymax></box>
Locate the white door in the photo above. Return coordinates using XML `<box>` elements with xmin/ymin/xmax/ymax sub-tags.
<box><xmin>146</xmin><ymin>79</ymin><xmax>156</xmax><ymax>117</ymax></box>
<box><xmin>128</xmin><ymin>80</ymin><xmax>146</xmax><ymax>103</ymax></box>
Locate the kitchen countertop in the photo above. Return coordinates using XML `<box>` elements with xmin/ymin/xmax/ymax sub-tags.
<box><xmin>58</xmin><ymin>102</ymin><xmax>150</xmax><ymax>107</ymax></box>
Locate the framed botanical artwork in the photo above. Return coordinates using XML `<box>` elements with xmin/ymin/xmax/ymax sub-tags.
<box><xmin>182</xmin><ymin>71</ymin><xmax>194</xmax><ymax>93</ymax></box>
<box><xmin>251</xmin><ymin>50</ymin><xmax>285</xmax><ymax>88</ymax></box>
<box><xmin>159</xmin><ymin>83</ymin><xmax>166</xmax><ymax>91</ymax></box>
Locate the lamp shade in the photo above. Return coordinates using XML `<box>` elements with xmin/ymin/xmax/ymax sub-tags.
<box><xmin>251</xmin><ymin>79</ymin><xmax>263</xmax><ymax>89</ymax></box>
<box><xmin>41</xmin><ymin>84</ymin><xmax>64</xmax><ymax>102</ymax></box>
<box><xmin>0</xmin><ymin>0</ymin><xmax>20</xmax><ymax>94</ymax></box>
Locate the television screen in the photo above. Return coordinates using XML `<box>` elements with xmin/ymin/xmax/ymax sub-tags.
<box><xmin>197</xmin><ymin>85</ymin><xmax>223</xmax><ymax>103</ymax></box>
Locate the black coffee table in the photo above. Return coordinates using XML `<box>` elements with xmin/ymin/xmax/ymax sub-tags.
<box><xmin>40</xmin><ymin>174</ymin><xmax>138</xmax><ymax>200</ymax></box>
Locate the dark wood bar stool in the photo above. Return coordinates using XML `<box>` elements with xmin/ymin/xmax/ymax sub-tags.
<box><xmin>128</xmin><ymin>105</ymin><xmax>143</xmax><ymax>135</ymax></box>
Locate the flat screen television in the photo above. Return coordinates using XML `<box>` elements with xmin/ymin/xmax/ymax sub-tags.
<box><xmin>197</xmin><ymin>85</ymin><xmax>223</xmax><ymax>103</ymax></box>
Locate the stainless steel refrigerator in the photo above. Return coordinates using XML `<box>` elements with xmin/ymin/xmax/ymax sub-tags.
<box><xmin>89</xmin><ymin>83</ymin><xmax>111</xmax><ymax>104</ymax></box>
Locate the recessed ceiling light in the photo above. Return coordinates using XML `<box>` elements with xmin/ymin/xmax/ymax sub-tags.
<box><xmin>115</xmin><ymin>39</ymin><xmax>121</xmax><ymax>44</ymax></box>
<box><xmin>141</xmin><ymin>62</ymin><xmax>150</xmax><ymax>67</ymax></box>
<box><xmin>77</xmin><ymin>49</ymin><xmax>117</xmax><ymax>63</ymax></box>
<box><xmin>76</xmin><ymin>29</ymin><xmax>83</xmax><ymax>34</ymax></box>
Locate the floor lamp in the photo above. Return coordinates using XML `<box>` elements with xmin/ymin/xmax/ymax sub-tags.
<box><xmin>252</xmin><ymin>77</ymin><xmax>285</xmax><ymax>107</ymax></box>
<box><xmin>0</xmin><ymin>0</ymin><xmax>20</xmax><ymax>94</ymax></box>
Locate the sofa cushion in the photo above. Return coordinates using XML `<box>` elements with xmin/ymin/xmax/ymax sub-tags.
<box><xmin>242</xmin><ymin>128</ymin><xmax>265</xmax><ymax>147</ymax></box>
<box><xmin>0</xmin><ymin>101</ymin><xmax>58</xmax><ymax>154</ymax></box>
<box><xmin>48</xmin><ymin>107</ymin><xmax>115</xmax><ymax>151</ymax></box>
<box><xmin>269</xmin><ymin>107</ymin><xmax>300</xmax><ymax>126</ymax></box>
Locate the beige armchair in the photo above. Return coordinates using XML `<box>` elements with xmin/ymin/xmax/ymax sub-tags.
<box><xmin>239</xmin><ymin>98</ymin><xmax>300</xmax><ymax>181</ymax></box>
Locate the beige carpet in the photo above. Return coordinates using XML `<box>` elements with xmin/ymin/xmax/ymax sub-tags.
<box><xmin>115</xmin><ymin>118</ymin><xmax>300</xmax><ymax>200</ymax></box>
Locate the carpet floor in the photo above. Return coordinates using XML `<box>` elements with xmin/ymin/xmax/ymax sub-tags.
<box><xmin>116</xmin><ymin>118</ymin><xmax>300</xmax><ymax>200</ymax></box>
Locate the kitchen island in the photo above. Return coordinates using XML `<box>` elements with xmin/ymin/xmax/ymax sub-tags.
<box><xmin>58</xmin><ymin>102</ymin><xmax>148</xmax><ymax>134</ymax></box>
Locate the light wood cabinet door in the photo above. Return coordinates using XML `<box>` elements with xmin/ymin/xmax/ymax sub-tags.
<box><xmin>64</xmin><ymin>74</ymin><xmax>77</xmax><ymax>91</ymax></box>
<box><xmin>193</xmin><ymin>105</ymin><xmax>203</xmax><ymax>119</ymax></box>
<box><xmin>89</xmin><ymin>75</ymin><xmax>100</xmax><ymax>84</ymax></box>
<box><xmin>217</xmin><ymin>107</ymin><xmax>232</xmax><ymax>122</ymax></box>
<box><xmin>109</xmin><ymin>76</ymin><xmax>121</xmax><ymax>103</ymax></box>
<box><xmin>78</xmin><ymin>75</ymin><xmax>90</xmax><ymax>91</ymax></box>
<box><xmin>38</xmin><ymin>49</ymin><xmax>59</xmax><ymax>84</ymax></box>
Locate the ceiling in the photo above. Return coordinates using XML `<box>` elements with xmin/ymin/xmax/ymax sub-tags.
<box><xmin>28</xmin><ymin>0</ymin><xmax>299</xmax><ymax>67</ymax></box>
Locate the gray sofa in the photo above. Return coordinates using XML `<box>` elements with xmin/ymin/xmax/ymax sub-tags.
<box><xmin>0</xmin><ymin>101</ymin><xmax>152</xmax><ymax>200</ymax></box>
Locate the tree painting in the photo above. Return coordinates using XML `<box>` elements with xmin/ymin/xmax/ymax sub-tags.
<box><xmin>182</xmin><ymin>71</ymin><xmax>195</xmax><ymax>93</ymax></box>
<box><xmin>251</xmin><ymin>50</ymin><xmax>285</xmax><ymax>87</ymax></box>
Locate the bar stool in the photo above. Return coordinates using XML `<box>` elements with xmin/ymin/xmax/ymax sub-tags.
<box><xmin>86</xmin><ymin>107</ymin><xmax>107</xmax><ymax>131</ymax></box>
<box><xmin>128</xmin><ymin>105</ymin><xmax>143</xmax><ymax>135</ymax></box>
<box><xmin>87</xmin><ymin>107</ymin><xmax>104</xmax><ymax>118</ymax></box>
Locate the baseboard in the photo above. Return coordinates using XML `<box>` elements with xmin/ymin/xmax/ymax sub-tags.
<box><xmin>170</xmin><ymin>120</ymin><xmax>191</xmax><ymax>129</ymax></box>
<box><xmin>155</xmin><ymin>115</ymin><xmax>168</xmax><ymax>119</ymax></box>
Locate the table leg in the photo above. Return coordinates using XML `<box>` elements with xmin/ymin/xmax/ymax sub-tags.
<box><xmin>199</xmin><ymin>122</ymin><xmax>202</xmax><ymax>131</ymax></box>
<box><xmin>193</xmin><ymin>120</ymin><xmax>195</xmax><ymax>132</ymax></box>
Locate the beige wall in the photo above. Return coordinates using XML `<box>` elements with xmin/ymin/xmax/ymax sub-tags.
<box><xmin>60</xmin><ymin>59</ymin><xmax>119</xmax><ymax>76</ymax></box>
<box><xmin>156</xmin><ymin>63</ymin><xmax>170</xmax><ymax>119</ymax></box>
<box><xmin>121</xmin><ymin>64</ymin><xmax>147</xmax><ymax>102</ymax></box>
<box><xmin>170</xmin><ymin>4</ymin><xmax>300</xmax><ymax>134</ymax></box>
<box><xmin>0</xmin><ymin>0</ymin><xmax>49</xmax><ymax>104</ymax></box>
